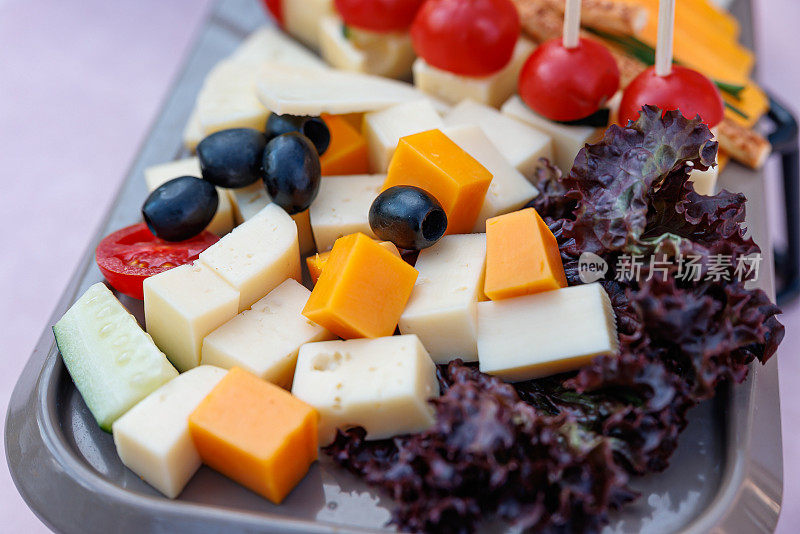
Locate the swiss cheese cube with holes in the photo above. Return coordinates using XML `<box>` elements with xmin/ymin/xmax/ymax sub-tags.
<box><xmin>484</xmin><ymin>208</ymin><xmax>567</xmax><ymax>300</ymax></box>
<box><xmin>199</xmin><ymin>203</ymin><xmax>301</xmax><ymax>312</ymax></box>
<box><xmin>201</xmin><ymin>279</ymin><xmax>336</xmax><ymax>387</ymax></box>
<box><xmin>383</xmin><ymin>129</ymin><xmax>493</xmax><ymax>235</ymax></box>
<box><xmin>188</xmin><ymin>367</ymin><xmax>319</xmax><ymax>504</ymax></box>
<box><xmin>292</xmin><ymin>335</ymin><xmax>439</xmax><ymax>445</ymax></box>
<box><xmin>303</xmin><ymin>233</ymin><xmax>417</xmax><ymax>339</ymax></box>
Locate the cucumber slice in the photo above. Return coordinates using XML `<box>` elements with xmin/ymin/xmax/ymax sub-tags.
<box><xmin>53</xmin><ymin>283</ymin><xmax>178</xmax><ymax>432</ymax></box>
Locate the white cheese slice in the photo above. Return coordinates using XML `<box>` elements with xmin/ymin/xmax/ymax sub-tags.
<box><xmin>143</xmin><ymin>157</ymin><xmax>235</xmax><ymax>236</ymax></box>
<box><xmin>398</xmin><ymin>234</ymin><xmax>487</xmax><ymax>363</ymax></box>
<box><xmin>308</xmin><ymin>174</ymin><xmax>384</xmax><ymax>252</ymax></box>
<box><xmin>227</xmin><ymin>183</ymin><xmax>316</xmax><ymax>255</ymax></box>
<box><xmin>202</xmin><ymin>279</ymin><xmax>335</xmax><ymax>387</ymax></box>
<box><xmin>442</xmin><ymin>125</ymin><xmax>539</xmax><ymax>231</ymax></box>
<box><xmin>292</xmin><ymin>334</ymin><xmax>439</xmax><ymax>445</ymax></box>
<box><xmin>255</xmin><ymin>62</ymin><xmax>448</xmax><ymax>117</ymax></box>
<box><xmin>363</xmin><ymin>100</ymin><xmax>444</xmax><ymax>172</ymax></box>
<box><xmin>477</xmin><ymin>283</ymin><xmax>618</xmax><ymax>382</ymax></box>
<box><xmin>182</xmin><ymin>107</ymin><xmax>204</xmax><ymax>152</ymax></box>
<box><xmin>144</xmin><ymin>262</ymin><xmax>240</xmax><ymax>372</ymax></box>
<box><xmin>229</xmin><ymin>25</ymin><xmax>326</xmax><ymax>68</ymax></box>
<box><xmin>319</xmin><ymin>16</ymin><xmax>416</xmax><ymax>79</ymax></box>
<box><xmin>199</xmin><ymin>203</ymin><xmax>302</xmax><ymax>312</ymax></box>
<box><xmin>413</xmin><ymin>38</ymin><xmax>535</xmax><ymax>108</ymax></box>
<box><xmin>196</xmin><ymin>60</ymin><xmax>270</xmax><ymax>135</ymax></box>
<box><xmin>112</xmin><ymin>366</ymin><xmax>227</xmax><ymax>498</ymax></box>
<box><xmin>283</xmin><ymin>0</ymin><xmax>334</xmax><ymax>50</ymax></box>
<box><xmin>501</xmin><ymin>95</ymin><xmax>602</xmax><ymax>174</ymax></box>
<box><xmin>444</xmin><ymin>99</ymin><xmax>553</xmax><ymax>178</ymax></box>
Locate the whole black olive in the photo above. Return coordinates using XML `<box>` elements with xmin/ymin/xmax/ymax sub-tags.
<box><xmin>265</xmin><ymin>113</ymin><xmax>331</xmax><ymax>155</ymax></box>
<box><xmin>369</xmin><ymin>186</ymin><xmax>448</xmax><ymax>250</ymax></box>
<box><xmin>197</xmin><ymin>128</ymin><xmax>266</xmax><ymax>188</ymax></box>
<box><xmin>262</xmin><ymin>132</ymin><xmax>322</xmax><ymax>215</ymax></box>
<box><xmin>142</xmin><ymin>176</ymin><xmax>219</xmax><ymax>241</ymax></box>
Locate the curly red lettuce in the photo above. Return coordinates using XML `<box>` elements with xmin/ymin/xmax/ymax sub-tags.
<box><xmin>325</xmin><ymin>107</ymin><xmax>784</xmax><ymax>533</ymax></box>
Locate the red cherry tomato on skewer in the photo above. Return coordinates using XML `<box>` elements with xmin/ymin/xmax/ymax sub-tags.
<box><xmin>335</xmin><ymin>0</ymin><xmax>426</xmax><ymax>33</ymax></box>
<box><xmin>618</xmin><ymin>65</ymin><xmax>725</xmax><ymax>128</ymax></box>
<box><xmin>95</xmin><ymin>223</ymin><xmax>219</xmax><ymax>300</ymax></box>
<box><xmin>411</xmin><ymin>0</ymin><xmax>520</xmax><ymax>77</ymax></box>
<box><xmin>518</xmin><ymin>37</ymin><xmax>620</xmax><ymax>122</ymax></box>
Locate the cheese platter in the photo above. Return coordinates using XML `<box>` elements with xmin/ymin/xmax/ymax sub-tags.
<box><xmin>5</xmin><ymin>0</ymin><xmax>796</xmax><ymax>532</ymax></box>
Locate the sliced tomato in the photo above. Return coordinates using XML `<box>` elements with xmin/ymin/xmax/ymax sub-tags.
<box><xmin>410</xmin><ymin>0</ymin><xmax>520</xmax><ymax>77</ymax></box>
<box><xmin>335</xmin><ymin>0</ymin><xmax>425</xmax><ymax>32</ymax></box>
<box><xmin>95</xmin><ymin>223</ymin><xmax>218</xmax><ymax>300</ymax></box>
<box><xmin>618</xmin><ymin>66</ymin><xmax>725</xmax><ymax>128</ymax></box>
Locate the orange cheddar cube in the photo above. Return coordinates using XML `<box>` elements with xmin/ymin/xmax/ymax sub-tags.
<box><xmin>484</xmin><ymin>208</ymin><xmax>567</xmax><ymax>300</ymax></box>
<box><xmin>306</xmin><ymin>240</ymin><xmax>400</xmax><ymax>283</ymax></box>
<box><xmin>383</xmin><ymin>129</ymin><xmax>493</xmax><ymax>235</ymax></box>
<box><xmin>303</xmin><ymin>233</ymin><xmax>417</xmax><ymax>338</ymax></box>
<box><xmin>320</xmin><ymin>114</ymin><xmax>370</xmax><ymax>176</ymax></box>
<box><xmin>188</xmin><ymin>367</ymin><xmax>318</xmax><ymax>504</ymax></box>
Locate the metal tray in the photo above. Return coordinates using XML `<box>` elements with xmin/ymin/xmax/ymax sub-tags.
<box><xmin>5</xmin><ymin>0</ymin><xmax>786</xmax><ymax>532</ymax></box>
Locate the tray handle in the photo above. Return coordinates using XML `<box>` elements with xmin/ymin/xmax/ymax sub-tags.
<box><xmin>767</xmin><ymin>94</ymin><xmax>800</xmax><ymax>304</ymax></box>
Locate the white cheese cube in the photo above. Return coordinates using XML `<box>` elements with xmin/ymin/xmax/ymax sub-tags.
<box><xmin>144</xmin><ymin>262</ymin><xmax>240</xmax><ymax>372</ymax></box>
<box><xmin>477</xmin><ymin>283</ymin><xmax>618</xmax><ymax>382</ymax></box>
<box><xmin>228</xmin><ymin>183</ymin><xmax>316</xmax><ymax>255</ymax></box>
<box><xmin>319</xmin><ymin>16</ymin><xmax>416</xmax><ymax>79</ymax></box>
<box><xmin>283</xmin><ymin>0</ymin><xmax>334</xmax><ymax>50</ymax></box>
<box><xmin>364</xmin><ymin>100</ymin><xmax>444</xmax><ymax>172</ymax></box>
<box><xmin>182</xmin><ymin>107</ymin><xmax>204</xmax><ymax>152</ymax></box>
<box><xmin>196</xmin><ymin>61</ymin><xmax>269</xmax><ymax>135</ymax></box>
<box><xmin>111</xmin><ymin>366</ymin><xmax>227</xmax><ymax>498</ymax></box>
<box><xmin>229</xmin><ymin>182</ymin><xmax>270</xmax><ymax>224</ymax></box>
<box><xmin>143</xmin><ymin>157</ymin><xmax>235</xmax><ymax>236</ymax></box>
<box><xmin>292</xmin><ymin>335</ymin><xmax>439</xmax><ymax>445</ymax></box>
<box><xmin>199</xmin><ymin>203</ymin><xmax>301</xmax><ymax>312</ymax></box>
<box><xmin>501</xmin><ymin>95</ymin><xmax>602</xmax><ymax>174</ymax></box>
<box><xmin>413</xmin><ymin>38</ymin><xmax>534</xmax><ymax>108</ymax></box>
<box><xmin>229</xmin><ymin>26</ymin><xmax>326</xmax><ymax>69</ymax></box>
<box><xmin>444</xmin><ymin>99</ymin><xmax>552</xmax><ymax>178</ymax></box>
<box><xmin>399</xmin><ymin>234</ymin><xmax>487</xmax><ymax>363</ymax></box>
<box><xmin>442</xmin><ymin>125</ymin><xmax>539</xmax><ymax>231</ymax></box>
<box><xmin>255</xmin><ymin>62</ymin><xmax>448</xmax><ymax>117</ymax></box>
<box><xmin>308</xmin><ymin>174</ymin><xmax>384</xmax><ymax>251</ymax></box>
<box><xmin>202</xmin><ymin>280</ymin><xmax>335</xmax><ymax>387</ymax></box>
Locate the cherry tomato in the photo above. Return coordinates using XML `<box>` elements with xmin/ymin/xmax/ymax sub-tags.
<box><xmin>411</xmin><ymin>0</ymin><xmax>520</xmax><ymax>77</ymax></box>
<box><xmin>518</xmin><ymin>37</ymin><xmax>620</xmax><ymax>122</ymax></box>
<box><xmin>618</xmin><ymin>65</ymin><xmax>725</xmax><ymax>128</ymax></box>
<box><xmin>335</xmin><ymin>0</ymin><xmax>425</xmax><ymax>32</ymax></box>
<box><xmin>260</xmin><ymin>0</ymin><xmax>283</xmax><ymax>26</ymax></box>
<box><xmin>95</xmin><ymin>223</ymin><xmax>218</xmax><ymax>300</ymax></box>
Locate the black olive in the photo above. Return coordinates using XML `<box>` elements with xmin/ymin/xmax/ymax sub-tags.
<box><xmin>142</xmin><ymin>176</ymin><xmax>219</xmax><ymax>241</ymax></box>
<box><xmin>197</xmin><ymin>128</ymin><xmax>266</xmax><ymax>188</ymax></box>
<box><xmin>262</xmin><ymin>132</ymin><xmax>322</xmax><ymax>215</ymax></box>
<box><xmin>369</xmin><ymin>186</ymin><xmax>448</xmax><ymax>250</ymax></box>
<box><xmin>265</xmin><ymin>113</ymin><xmax>331</xmax><ymax>155</ymax></box>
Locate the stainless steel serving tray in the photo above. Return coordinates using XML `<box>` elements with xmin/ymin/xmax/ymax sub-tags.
<box><xmin>5</xmin><ymin>0</ymin><xmax>784</xmax><ymax>532</ymax></box>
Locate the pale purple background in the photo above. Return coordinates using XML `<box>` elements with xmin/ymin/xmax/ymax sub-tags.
<box><xmin>0</xmin><ymin>0</ymin><xmax>797</xmax><ymax>532</ymax></box>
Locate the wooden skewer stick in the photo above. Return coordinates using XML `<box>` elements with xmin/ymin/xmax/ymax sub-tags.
<box><xmin>655</xmin><ymin>0</ymin><xmax>675</xmax><ymax>76</ymax></box>
<box><xmin>562</xmin><ymin>0</ymin><xmax>581</xmax><ymax>49</ymax></box>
